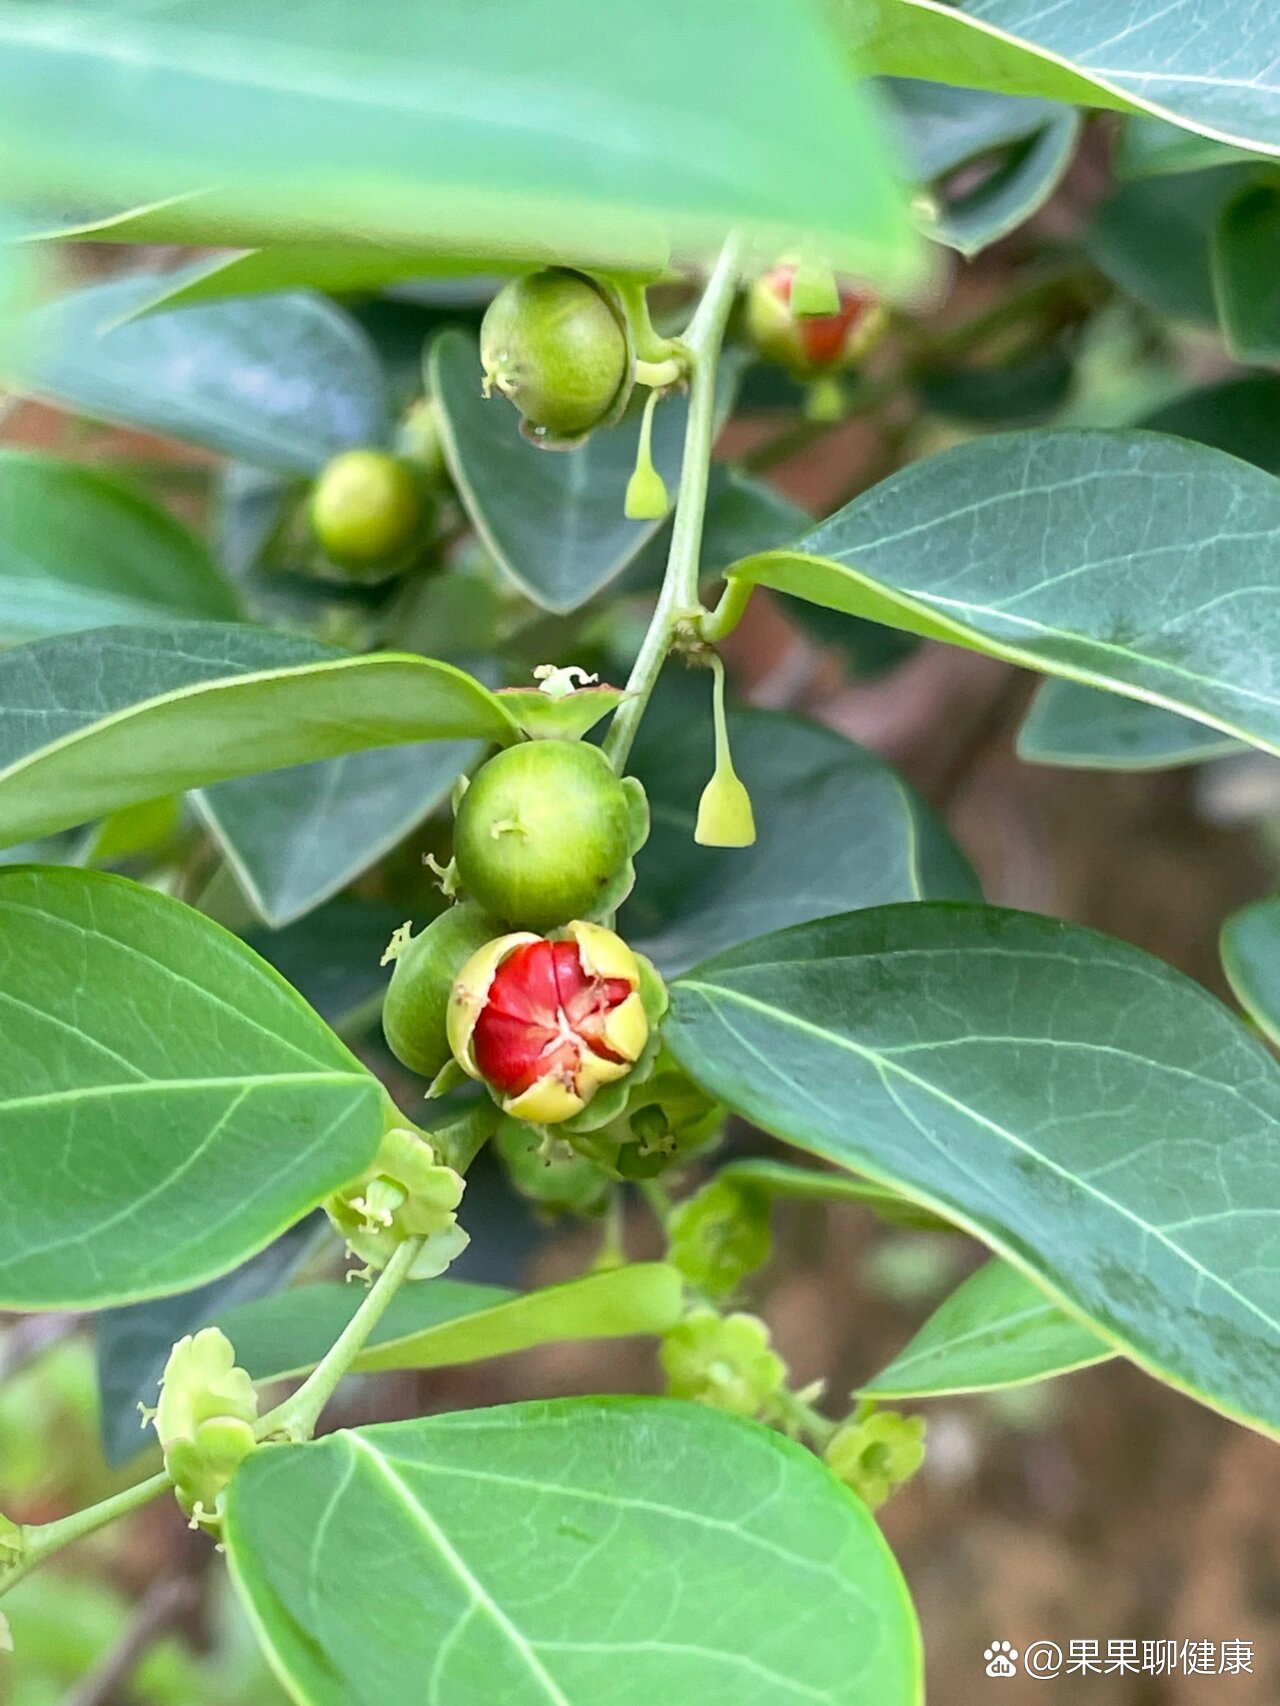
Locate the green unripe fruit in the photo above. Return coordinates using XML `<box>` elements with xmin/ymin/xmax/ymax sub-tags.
<box><xmin>383</xmin><ymin>902</ymin><xmax>504</xmax><ymax>1078</ymax></box>
<box><xmin>480</xmin><ymin>269</ymin><xmax>632</xmax><ymax>444</ymax></box>
<box><xmin>454</xmin><ymin>740</ymin><xmax>643</xmax><ymax>930</ymax></box>
<box><xmin>309</xmin><ymin>449</ymin><xmax>428</xmax><ymax>571</ymax></box>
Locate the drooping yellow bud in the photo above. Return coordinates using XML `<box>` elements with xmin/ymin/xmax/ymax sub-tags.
<box><xmin>624</xmin><ymin>387</ymin><xmax>669</xmax><ymax>521</ymax></box>
<box><xmin>695</xmin><ymin>655</ymin><xmax>756</xmax><ymax>848</ymax></box>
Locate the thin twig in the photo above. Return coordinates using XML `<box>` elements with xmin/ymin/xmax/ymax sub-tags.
<box><xmin>62</xmin><ymin>1575</ymin><xmax>197</xmax><ymax>1706</ymax></box>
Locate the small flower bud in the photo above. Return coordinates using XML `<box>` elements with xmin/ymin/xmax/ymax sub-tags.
<box><xmin>448</xmin><ymin>921</ymin><xmax>651</xmax><ymax>1125</ymax></box>
<box><xmin>148</xmin><ymin>1328</ymin><xmax>258</xmax><ymax>1530</ymax></box>
<box><xmin>326</xmin><ymin>1126</ymin><xmax>469</xmax><ymax>1279</ymax></box>
<box><xmin>668</xmin><ymin>1177</ymin><xmax>772</xmax><ymax>1298</ymax></box>
<box><xmin>695</xmin><ymin>654</ymin><xmax>756</xmax><ymax>848</ymax></box>
<box><xmin>660</xmin><ymin>1309</ymin><xmax>787</xmax><ymax>1418</ymax></box>
<box><xmin>825</xmin><ymin>1406</ymin><xmax>927</xmax><ymax>1510</ymax></box>
<box><xmin>746</xmin><ymin>263</ymin><xmax>887</xmax><ymax>378</ymax></box>
<box><xmin>789</xmin><ymin>258</ymin><xmax>841</xmax><ymax>317</ymax></box>
<box><xmin>624</xmin><ymin>388</ymin><xmax>669</xmax><ymax>520</ymax></box>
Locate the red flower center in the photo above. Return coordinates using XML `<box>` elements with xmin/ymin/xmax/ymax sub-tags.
<box><xmin>472</xmin><ymin>940</ymin><xmax>634</xmax><ymax>1097</ymax></box>
<box><xmin>769</xmin><ymin>267</ymin><xmax>876</xmax><ymax>366</ymax></box>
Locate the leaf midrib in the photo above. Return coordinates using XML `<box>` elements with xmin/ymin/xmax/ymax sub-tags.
<box><xmin>0</xmin><ymin>1070</ymin><xmax>369</xmax><ymax>1116</ymax></box>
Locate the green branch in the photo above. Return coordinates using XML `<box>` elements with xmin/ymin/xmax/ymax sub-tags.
<box><xmin>255</xmin><ymin>1233</ymin><xmax>424</xmax><ymax>1443</ymax></box>
<box><xmin>604</xmin><ymin>234</ymin><xmax>744</xmax><ymax>772</ymax></box>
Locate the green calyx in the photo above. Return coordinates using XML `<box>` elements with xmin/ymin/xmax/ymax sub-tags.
<box><xmin>480</xmin><ymin>269</ymin><xmax>634</xmax><ymax>446</ymax></box>
<box><xmin>146</xmin><ymin>1328</ymin><xmax>258</xmax><ymax>1531</ymax></box>
<box><xmin>325</xmin><ymin>1125</ymin><xmax>468</xmax><ymax>1280</ymax></box>
<box><xmin>660</xmin><ymin>1309</ymin><xmax>787</xmax><ymax>1419</ymax></box>
<box><xmin>825</xmin><ymin>1406</ymin><xmax>927</xmax><ymax>1510</ymax></box>
<box><xmin>496</xmin><ymin>1117</ymin><xmax>612</xmax><ymax>1216</ymax></box>
<box><xmin>564</xmin><ymin>1047</ymin><xmax>722</xmax><ymax>1180</ymax></box>
<box><xmin>382</xmin><ymin>902</ymin><xmax>506</xmax><ymax>1079</ymax></box>
<box><xmin>453</xmin><ymin>739</ymin><xmax>649</xmax><ymax>930</ymax></box>
<box><xmin>668</xmin><ymin>1175</ymin><xmax>771</xmax><ymax>1297</ymax></box>
<box><xmin>308</xmin><ymin>448</ymin><xmax>430</xmax><ymax>574</ymax></box>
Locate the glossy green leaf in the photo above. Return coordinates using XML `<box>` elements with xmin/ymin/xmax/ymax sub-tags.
<box><xmin>1017</xmin><ymin>679</ymin><xmax>1240</xmax><ymax>770</ymax></box>
<box><xmin>432</xmin><ymin>331</ymin><xmax>738</xmax><ymax>614</ymax></box>
<box><xmin>666</xmin><ymin>903</ymin><xmax>1280</xmax><ymax>1436</ymax></box>
<box><xmin>623</xmin><ymin>709</ymin><xmax>979</xmax><ymax>976</ymax></box>
<box><xmin>219</xmin><ymin>1264</ymin><xmax>683</xmax><ymax>1382</ymax></box>
<box><xmin>0</xmin><ymin>0</ymin><xmax>920</xmax><ymax>290</ymax></box>
<box><xmin>4</xmin><ymin>272</ymin><xmax>386</xmax><ymax>472</ymax></box>
<box><xmin>1086</xmin><ymin>167</ymin><xmax>1250</xmax><ymax>323</ymax></box>
<box><xmin>915</xmin><ymin>339</ymin><xmax>1075</xmax><ymax>426</ymax></box>
<box><xmin>196</xmin><ymin>739</ymin><xmax>482</xmax><ymax>929</ymax></box>
<box><xmin>121</xmin><ymin>246</ymin><xmax>514</xmax><ymax>319</ymax></box>
<box><xmin>863</xmin><ymin>1259</ymin><xmax>1113</xmax><ymax>1398</ymax></box>
<box><xmin>1142</xmin><ymin>374</ymin><xmax>1280</xmax><ymax>474</ymax></box>
<box><xmin>0</xmin><ymin>623</ymin><xmax>517</xmax><ymax>849</ymax></box>
<box><xmin>1221</xmin><ymin>899</ymin><xmax>1280</xmax><ymax>1049</ymax></box>
<box><xmin>851</xmin><ymin>0</ymin><xmax>1280</xmax><ymax>156</ymax></box>
<box><xmin>719</xmin><ymin>1158</ymin><xmax>956</xmax><ymax>1233</ymax></box>
<box><xmin>727</xmin><ymin>430</ymin><xmax>1280</xmax><ymax>760</ymax></box>
<box><xmin>1115</xmin><ymin>114</ymin><xmax>1262</xmax><ymax>179</ymax></box>
<box><xmin>1213</xmin><ymin>181</ymin><xmax>1280</xmax><ymax>362</ymax></box>
<box><xmin>246</xmin><ymin>899</ymin><xmax>406</xmax><ymax>1034</ymax></box>
<box><xmin>0</xmin><ymin>450</ymin><xmax>239</xmax><ymax>642</ymax></box>
<box><xmin>96</xmin><ymin>1221</ymin><xmax>319</xmax><ymax>1465</ymax></box>
<box><xmin>226</xmin><ymin>1399</ymin><xmax>921</xmax><ymax>1706</ymax></box>
<box><xmin>888</xmin><ymin>79</ymin><xmax>1078</xmax><ymax>256</ymax></box>
<box><xmin>0</xmin><ymin>868</ymin><xmax>384</xmax><ymax>1310</ymax></box>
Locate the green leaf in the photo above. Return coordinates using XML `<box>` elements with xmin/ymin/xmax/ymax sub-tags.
<box><xmin>0</xmin><ymin>622</ymin><xmax>518</xmax><ymax>849</ymax></box>
<box><xmin>1221</xmin><ymin>899</ymin><xmax>1280</xmax><ymax>1049</ymax></box>
<box><xmin>246</xmin><ymin>899</ymin><xmax>407</xmax><ymax>1033</ymax></box>
<box><xmin>665</xmin><ymin>903</ymin><xmax>1280</xmax><ymax>1436</ymax></box>
<box><xmin>4</xmin><ymin>272</ymin><xmax>386</xmax><ymax>472</ymax></box>
<box><xmin>888</xmin><ymin>79</ymin><xmax>1079</xmax><ymax>256</ymax></box>
<box><xmin>219</xmin><ymin>1264</ymin><xmax>684</xmax><ymax>1382</ymax></box>
<box><xmin>1017</xmin><ymin>679</ymin><xmax>1241</xmax><ymax>770</ymax></box>
<box><xmin>196</xmin><ymin>739</ymin><xmax>483</xmax><ymax>929</ymax></box>
<box><xmin>0</xmin><ymin>867</ymin><xmax>384</xmax><ymax>1310</ymax></box>
<box><xmin>862</xmin><ymin>1259</ymin><xmax>1113</xmax><ymax>1398</ymax></box>
<box><xmin>0</xmin><ymin>450</ymin><xmax>239</xmax><ymax>642</ymax></box>
<box><xmin>1142</xmin><ymin>374</ymin><xmax>1280</xmax><ymax>474</ymax></box>
<box><xmin>1085</xmin><ymin>167</ymin><xmax>1250</xmax><ymax>323</ymax></box>
<box><xmin>225</xmin><ymin>1399</ymin><xmax>921</xmax><ymax>1706</ymax></box>
<box><xmin>116</xmin><ymin>245</ymin><xmax>519</xmax><ymax>319</ymax></box>
<box><xmin>719</xmin><ymin>1158</ymin><xmax>957</xmax><ymax>1232</ymax></box>
<box><xmin>915</xmin><ymin>339</ymin><xmax>1075</xmax><ymax>426</ymax></box>
<box><xmin>622</xmin><ymin>709</ymin><xmax>979</xmax><ymax>976</ymax></box>
<box><xmin>1116</xmin><ymin>114</ymin><xmax>1264</xmax><ymax>179</ymax></box>
<box><xmin>96</xmin><ymin>1221</ymin><xmax>319</xmax><ymax>1465</ymax></box>
<box><xmin>727</xmin><ymin>430</ymin><xmax>1280</xmax><ymax>760</ymax></box>
<box><xmin>0</xmin><ymin>0</ymin><xmax>920</xmax><ymax>290</ymax></box>
<box><xmin>432</xmin><ymin>330</ymin><xmax>739</xmax><ymax>613</ymax></box>
<box><xmin>851</xmin><ymin>0</ymin><xmax>1280</xmax><ymax>157</ymax></box>
<box><xmin>1213</xmin><ymin>181</ymin><xmax>1280</xmax><ymax>362</ymax></box>
<box><xmin>496</xmin><ymin>687</ymin><xmax>624</xmax><ymax>742</ymax></box>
